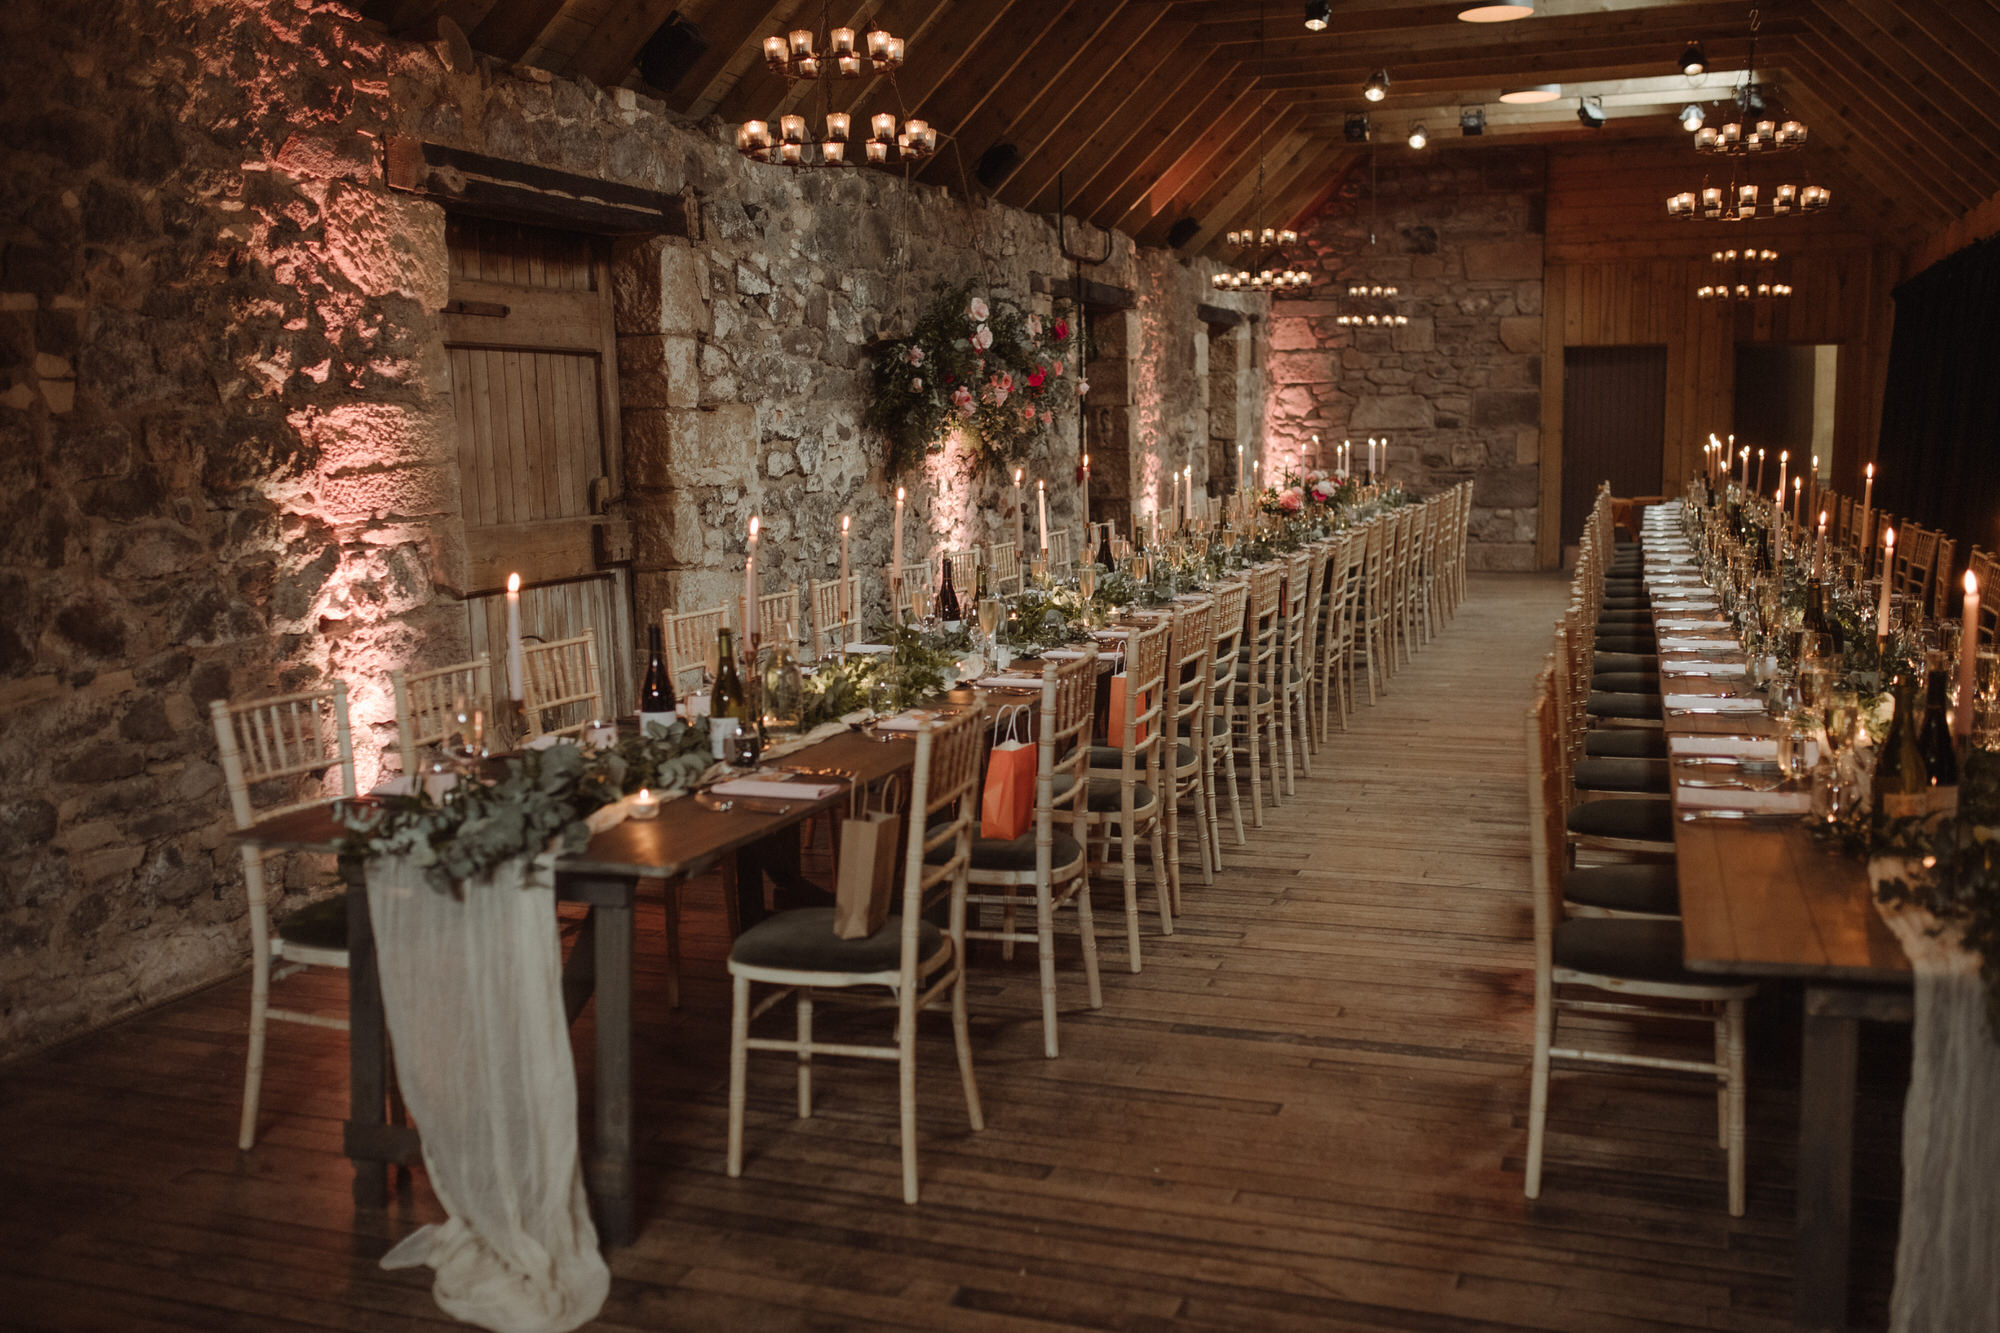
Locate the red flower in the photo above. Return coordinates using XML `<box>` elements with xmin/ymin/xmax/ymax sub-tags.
<box><xmin>1052</xmin><ymin>319</ymin><xmax>1069</xmax><ymax>341</ymax></box>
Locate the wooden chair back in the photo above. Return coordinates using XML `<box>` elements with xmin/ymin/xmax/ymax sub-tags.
<box><xmin>1109</xmin><ymin>619</ymin><xmax>1172</xmax><ymax>771</ymax></box>
<box><xmin>1206</xmin><ymin>579</ymin><xmax>1250</xmax><ymax>747</ymax></box>
<box><xmin>1038</xmin><ymin>651</ymin><xmax>1098</xmax><ymax>834</ymax></box>
<box><xmin>1047</xmin><ymin>527</ymin><xmax>1074</xmax><ymax>573</ymax></box>
<box><xmin>211</xmin><ymin>684</ymin><xmax>358</xmax><ymax>828</ymax></box>
<box><xmin>1895</xmin><ymin>524</ymin><xmax>1939</xmax><ymax>605</ymax></box>
<box><xmin>1933</xmin><ymin>537</ymin><xmax>1958</xmax><ymax>621</ymax></box>
<box><xmin>391</xmin><ymin>654</ymin><xmax>493</xmax><ymax>770</ymax></box>
<box><xmin>902</xmin><ymin>708</ymin><xmax>986</xmax><ymax>942</ymax></box>
<box><xmin>1167</xmin><ymin>598</ymin><xmax>1214</xmax><ymax>757</ymax></box>
<box><xmin>1245</xmin><ymin>564</ymin><xmax>1283</xmax><ymax>695</ymax></box>
<box><xmin>522</xmin><ymin>628</ymin><xmax>604</xmax><ymax>739</ymax></box>
<box><xmin>892</xmin><ymin>559</ymin><xmax>931</xmax><ymax>618</ymax></box>
<box><xmin>1323</xmin><ymin>528</ymin><xmax>1366</xmax><ymax>655</ymax></box>
<box><xmin>744</xmin><ymin>586</ymin><xmax>800</xmax><ymax>645</ymax></box>
<box><xmin>809</xmin><ymin>574</ymin><xmax>864</xmax><ymax>658</ymax></box>
<box><xmin>1282</xmin><ymin>548</ymin><xmax>1318</xmax><ymax>677</ymax></box>
<box><xmin>987</xmin><ymin>540</ymin><xmax>1021</xmax><ymax>596</ymax></box>
<box><xmin>1525</xmin><ymin>674</ymin><xmax>1566</xmax><ymax>977</ymax></box>
<box><xmin>1971</xmin><ymin>548</ymin><xmax>2000</xmax><ymax>646</ymax></box>
<box><xmin>665</xmin><ymin>605</ymin><xmax>727</xmax><ymax>693</ymax></box>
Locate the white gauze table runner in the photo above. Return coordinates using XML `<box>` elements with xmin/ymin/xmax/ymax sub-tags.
<box><xmin>1871</xmin><ymin>899</ymin><xmax>2000</xmax><ymax>1332</ymax></box>
<box><xmin>363</xmin><ymin>797</ymin><xmax>639</xmax><ymax>1332</ymax></box>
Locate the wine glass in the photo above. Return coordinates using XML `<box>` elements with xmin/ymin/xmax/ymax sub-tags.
<box><xmin>1078</xmin><ymin>564</ymin><xmax>1097</xmax><ymax>601</ymax></box>
<box><xmin>976</xmin><ymin>597</ymin><xmax>1001</xmax><ymax>651</ymax></box>
<box><xmin>1821</xmin><ymin>688</ymin><xmax>1859</xmax><ymax>766</ymax></box>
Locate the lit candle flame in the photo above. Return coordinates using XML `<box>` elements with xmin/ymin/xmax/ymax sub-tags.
<box><xmin>507</xmin><ymin>572</ymin><xmax>520</xmax><ymax>593</ymax></box>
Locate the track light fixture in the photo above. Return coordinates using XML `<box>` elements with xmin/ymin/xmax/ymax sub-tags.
<box><xmin>1680</xmin><ymin>40</ymin><xmax>1708</xmax><ymax>76</ymax></box>
<box><xmin>1460</xmin><ymin>106</ymin><xmax>1486</xmax><ymax>136</ymax></box>
<box><xmin>1364</xmin><ymin>68</ymin><xmax>1391</xmax><ymax>102</ymax></box>
<box><xmin>1680</xmin><ymin>103</ymin><xmax>1705</xmax><ymax>132</ymax></box>
<box><xmin>1304</xmin><ymin>0</ymin><xmax>1332</xmax><ymax>30</ymax></box>
<box><xmin>1576</xmin><ymin>96</ymin><xmax>1606</xmax><ymax>128</ymax></box>
<box><xmin>1345</xmin><ymin>112</ymin><xmax>1372</xmax><ymax>142</ymax></box>
<box><xmin>1408</xmin><ymin>123</ymin><xmax>1428</xmax><ymax>149</ymax></box>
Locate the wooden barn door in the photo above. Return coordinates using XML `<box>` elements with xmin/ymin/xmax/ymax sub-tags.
<box><xmin>1560</xmin><ymin>345</ymin><xmax>1668</xmax><ymax>551</ymax></box>
<box><xmin>443</xmin><ymin>217</ymin><xmax>635</xmax><ymax>709</ymax></box>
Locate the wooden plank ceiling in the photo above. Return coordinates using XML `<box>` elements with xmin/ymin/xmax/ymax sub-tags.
<box><xmin>374</xmin><ymin>0</ymin><xmax>2000</xmax><ymax>254</ymax></box>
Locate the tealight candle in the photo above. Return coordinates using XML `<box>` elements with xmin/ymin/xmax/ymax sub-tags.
<box><xmin>630</xmin><ymin>787</ymin><xmax>661</xmax><ymax>820</ymax></box>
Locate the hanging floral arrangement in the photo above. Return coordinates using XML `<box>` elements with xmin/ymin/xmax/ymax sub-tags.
<box><xmin>866</xmin><ymin>281</ymin><xmax>1086</xmax><ymax>477</ymax></box>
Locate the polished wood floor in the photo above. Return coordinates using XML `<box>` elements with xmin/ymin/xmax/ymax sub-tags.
<box><xmin>0</xmin><ymin>573</ymin><xmax>1905</xmax><ymax>1332</ymax></box>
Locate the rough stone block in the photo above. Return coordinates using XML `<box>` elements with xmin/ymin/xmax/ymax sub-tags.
<box><xmin>614</xmin><ymin>237</ymin><xmax>706</xmax><ymax>336</ymax></box>
<box><xmin>1463</xmin><ymin>239</ymin><xmax>1543</xmax><ymax>282</ymax></box>
<box><xmin>1392</xmin><ymin>318</ymin><xmax>1434</xmax><ymax>353</ymax></box>
<box><xmin>1474</xmin><ymin>465</ymin><xmax>1540</xmax><ymax>508</ymax></box>
<box><xmin>1515</xmin><ymin>428</ymin><xmax>1541</xmax><ymax>465</ymax></box>
<box><xmin>617</xmin><ymin>334</ymin><xmax>699</xmax><ymax>409</ymax></box>
<box><xmin>1473</xmin><ymin>390</ymin><xmax>1540</xmax><ymax>428</ymax></box>
<box><xmin>1498</xmin><ymin>315</ymin><xmax>1543</xmax><ymax>354</ymax></box>
<box><xmin>1349</xmin><ymin>395</ymin><xmax>1435</xmax><ymax>430</ymax></box>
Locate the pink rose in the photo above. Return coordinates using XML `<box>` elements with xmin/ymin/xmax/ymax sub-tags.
<box><xmin>1052</xmin><ymin>359</ymin><xmax>1063</xmax><ymax>376</ymax></box>
<box><xmin>969</xmin><ymin>297</ymin><xmax>989</xmax><ymax>322</ymax></box>
<box><xmin>1024</xmin><ymin>405</ymin><xmax>1036</xmax><ymax>422</ymax></box>
<box><xmin>1279</xmin><ymin>487</ymin><xmax>1304</xmax><ymax>514</ymax></box>
<box><xmin>1075</xmin><ymin>379</ymin><xmax>1090</xmax><ymax>396</ymax></box>
<box><xmin>1027</xmin><ymin>314</ymin><xmax>1042</xmax><ymax>337</ymax></box>
<box><xmin>951</xmin><ymin>385</ymin><xmax>975</xmax><ymax>416</ymax></box>
<box><xmin>905</xmin><ymin>345</ymin><xmax>924</xmax><ymax>366</ymax></box>
<box><xmin>972</xmin><ymin>324</ymin><xmax>993</xmax><ymax>351</ymax></box>
<box><xmin>910</xmin><ymin>377</ymin><xmax>923</xmax><ymax>392</ymax></box>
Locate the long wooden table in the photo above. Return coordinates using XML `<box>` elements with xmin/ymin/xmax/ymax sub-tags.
<box><xmin>1640</xmin><ymin>516</ymin><xmax>1911</xmax><ymax>1333</ymax></box>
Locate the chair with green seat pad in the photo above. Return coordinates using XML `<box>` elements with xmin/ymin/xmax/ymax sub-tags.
<box><xmin>726</xmin><ymin>707</ymin><xmax>988</xmax><ymax>1205</ymax></box>
<box><xmin>954</xmin><ymin>650</ymin><xmax>1101</xmax><ymax>1059</ymax></box>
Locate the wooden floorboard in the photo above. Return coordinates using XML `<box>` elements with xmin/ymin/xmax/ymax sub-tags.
<box><xmin>0</xmin><ymin>573</ymin><xmax>1903</xmax><ymax>1331</ymax></box>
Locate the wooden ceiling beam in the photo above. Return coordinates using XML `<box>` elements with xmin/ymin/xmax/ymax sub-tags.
<box><xmin>1182</xmin><ymin>126</ymin><xmax>1322</xmax><ymax>255</ymax></box>
<box><xmin>981</xmin><ymin>15</ymin><xmax>1194</xmax><ymax>205</ymax></box>
<box><xmin>1791</xmin><ymin>30</ymin><xmax>1995</xmax><ymax>211</ymax></box>
<box><xmin>1181</xmin><ymin>0</ymin><xmax>1742</xmax><ymax>33</ymax></box>
<box><xmin>1203</xmin><ymin>4</ymin><xmax>1792</xmax><ymax>62</ymax></box>
<box><xmin>663</xmin><ymin>1</ymin><xmax>796</xmax><ymax>115</ymax></box>
<box><xmin>1273</xmin><ymin>144</ymin><xmax>1359</xmax><ymax>237</ymax></box>
<box><xmin>1056</xmin><ymin>57</ymin><xmax>1251</xmax><ymax>224</ymax></box>
<box><xmin>1892</xmin><ymin>1</ymin><xmax>2000</xmax><ymax>89</ymax></box>
<box><xmin>1818</xmin><ymin>0</ymin><xmax>2000</xmax><ymax>148</ymax></box>
<box><xmin>1122</xmin><ymin>99</ymin><xmax>1303</xmax><ymax>244</ymax></box>
<box><xmin>568</xmin><ymin>0</ymin><xmax>682</xmax><ymax>88</ymax></box>
<box><xmin>833</xmin><ymin>0</ymin><xmax>1023</xmax><ymax>120</ymax></box>
<box><xmin>886</xmin><ymin>0</ymin><xmax>1083</xmax><ymax>175</ymax></box>
<box><xmin>914</xmin><ymin>0</ymin><xmax>1156</xmax><ymax>189</ymax></box>
<box><xmin>1107</xmin><ymin>81</ymin><xmax>1280</xmax><ymax>236</ymax></box>
<box><xmin>1001</xmin><ymin>21</ymin><xmax>1205</xmax><ymax>212</ymax></box>
<box><xmin>1251</xmin><ymin>37</ymin><xmax>1799</xmax><ymax>93</ymax></box>
<box><xmin>467</xmin><ymin>0</ymin><xmax>570</xmax><ymax>64</ymax></box>
<box><xmin>1774</xmin><ymin>71</ymin><xmax>1953</xmax><ymax>231</ymax></box>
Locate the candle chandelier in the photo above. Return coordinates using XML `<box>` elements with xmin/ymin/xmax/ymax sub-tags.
<box><xmin>736</xmin><ymin>5</ymin><xmax>933</xmax><ymax>168</ymax></box>
<box><xmin>1212</xmin><ymin>2</ymin><xmax>1312</xmax><ymax>293</ymax></box>
<box><xmin>1694</xmin><ymin>246</ymin><xmax>1794</xmax><ymax>301</ymax></box>
<box><xmin>1333</xmin><ymin>149</ymin><xmax>1411</xmax><ymax>326</ymax></box>
<box><xmin>1665</xmin><ymin>6</ymin><xmax>1828</xmax><ymax>221</ymax></box>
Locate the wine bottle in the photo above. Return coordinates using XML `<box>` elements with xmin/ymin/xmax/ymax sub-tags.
<box><xmin>709</xmin><ymin>627</ymin><xmax>746</xmax><ymax>759</ymax></box>
<box><xmin>1872</xmin><ymin>674</ymin><xmax>1939</xmax><ymax>830</ymax></box>
<box><xmin>639</xmin><ymin>625</ymin><xmax>676</xmax><ymax>737</ymax></box>
<box><xmin>762</xmin><ymin>622</ymin><xmax>803</xmax><ymax>734</ymax></box>
<box><xmin>1917</xmin><ymin>667</ymin><xmax>1960</xmax><ymax>813</ymax></box>
<box><xmin>938</xmin><ymin>558</ymin><xmax>963</xmax><ymax>629</ymax></box>
<box><xmin>1096</xmin><ymin>522</ymin><xmax>1116</xmax><ymax>570</ymax></box>
<box><xmin>974</xmin><ymin>561</ymin><xmax>990</xmax><ymax>602</ymax></box>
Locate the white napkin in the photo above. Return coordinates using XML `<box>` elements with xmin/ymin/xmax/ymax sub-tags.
<box><xmin>1665</xmin><ymin>693</ymin><xmax>1765</xmax><ymax>713</ymax></box>
<box><xmin>1671</xmin><ymin>735</ymin><xmax>1777</xmax><ymax>758</ymax></box>
<box><xmin>977</xmin><ymin>675</ymin><xmax>1045</xmax><ymax>689</ymax></box>
<box><xmin>1657</xmin><ymin>617</ymin><xmax>1726</xmax><ymax>631</ymax></box>
<box><xmin>1659</xmin><ymin>635</ymin><xmax>1741</xmax><ymax>652</ymax></box>
<box><xmin>709</xmin><ymin>776</ymin><xmax>844</xmax><ymax>800</ymax></box>
<box><xmin>1092</xmin><ymin>628</ymin><xmax>1130</xmax><ymax>639</ymax></box>
<box><xmin>845</xmin><ymin>642</ymin><xmax>894</xmax><ymax>655</ymax></box>
<box><xmin>1676</xmin><ymin>784</ymin><xmax>1811</xmax><ymax>814</ymax></box>
<box><xmin>1661</xmin><ymin>659</ymin><xmax>1747</xmax><ymax>677</ymax></box>
<box><xmin>370</xmin><ymin>775</ymin><xmax>415</xmax><ymax>796</ymax></box>
<box><xmin>526</xmin><ymin>734</ymin><xmax>575</xmax><ymax>751</ymax></box>
<box><xmin>1040</xmin><ymin>649</ymin><xmax>1092</xmax><ymax>661</ymax></box>
<box><xmin>875</xmin><ymin>709</ymin><xmax>940</xmax><ymax>731</ymax></box>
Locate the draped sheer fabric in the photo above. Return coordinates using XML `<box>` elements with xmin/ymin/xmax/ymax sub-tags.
<box><xmin>366</xmin><ymin>849</ymin><xmax>611</xmax><ymax>1333</ymax></box>
<box><xmin>1875</xmin><ymin>902</ymin><xmax>2000</xmax><ymax>1333</ymax></box>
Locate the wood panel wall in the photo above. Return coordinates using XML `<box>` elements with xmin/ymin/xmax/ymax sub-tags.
<box><xmin>1534</xmin><ymin>145</ymin><xmax>1903</xmax><ymax>568</ymax></box>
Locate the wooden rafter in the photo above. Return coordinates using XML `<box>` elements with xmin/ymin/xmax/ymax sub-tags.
<box><xmin>1022</xmin><ymin>51</ymin><xmax>1241</xmax><ymax>216</ymax></box>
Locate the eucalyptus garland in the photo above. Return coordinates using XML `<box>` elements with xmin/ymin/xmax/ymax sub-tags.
<box><xmin>334</xmin><ymin>720</ymin><xmax>712</xmax><ymax>896</ymax></box>
<box><xmin>865</xmin><ymin>280</ymin><xmax>1086</xmax><ymax>477</ymax></box>
<box><xmin>1000</xmin><ymin>585</ymin><xmax>1092</xmax><ymax>653</ymax></box>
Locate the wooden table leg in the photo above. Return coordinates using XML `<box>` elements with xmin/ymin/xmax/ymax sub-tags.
<box><xmin>343</xmin><ymin>859</ymin><xmax>389</xmax><ymax>1209</ymax></box>
<box><xmin>1794</xmin><ymin>986</ymin><xmax>1859</xmax><ymax>1331</ymax></box>
<box><xmin>587</xmin><ymin>892</ymin><xmax>634</xmax><ymax>1247</ymax></box>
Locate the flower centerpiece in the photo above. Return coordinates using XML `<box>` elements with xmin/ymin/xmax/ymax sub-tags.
<box><xmin>866</xmin><ymin>281</ymin><xmax>1084</xmax><ymax>476</ymax></box>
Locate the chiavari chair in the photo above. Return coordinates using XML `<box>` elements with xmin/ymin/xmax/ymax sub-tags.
<box><xmin>1895</xmin><ymin>524</ymin><xmax>1939</xmax><ymax>608</ymax></box>
<box><xmin>664</xmin><ymin>604</ymin><xmax>728</xmax><ymax>695</ymax></box>
<box><xmin>1314</xmin><ymin>527</ymin><xmax>1366</xmax><ymax>739</ymax></box>
<box><xmin>211</xmin><ymin>683</ymin><xmax>357</xmax><ymax>1149</ymax></box>
<box><xmin>726</xmin><ymin>708</ymin><xmax>987</xmax><ymax>1205</ymax></box>
<box><xmin>391</xmin><ymin>654</ymin><xmax>492</xmax><ymax>773</ymax></box>
<box><xmin>987</xmin><ymin>540</ymin><xmax>1022</xmax><ymax>597</ymax></box>
<box><xmin>892</xmin><ymin>559</ymin><xmax>931</xmax><ymax>618</ymax></box>
<box><xmin>1276</xmin><ymin>547</ymin><xmax>1317</xmax><ymax>791</ymax></box>
<box><xmin>744</xmin><ymin>586</ymin><xmax>801</xmax><ymax>647</ymax></box>
<box><xmin>962</xmin><ymin>652</ymin><xmax>1100</xmax><ymax>1057</ymax></box>
<box><xmin>1046</xmin><ymin>527</ymin><xmax>1074</xmax><ymax>577</ymax></box>
<box><xmin>1082</xmin><ymin>618</ymin><xmax>1175</xmax><ymax>970</ymax></box>
<box><xmin>1233</xmin><ymin>564</ymin><xmax>1285</xmax><ymax>825</ymax></box>
<box><xmin>1202</xmin><ymin>579</ymin><xmax>1251</xmax><ymax>858</ymax></box>
<box><xmin>1358</xmin><ymin>516</ymin><xmax>1394</xmax><ymax>703</ymax></box>
<box><xmin>1524</xmin><ymin>678</ymin><xmax>1753</xmax><ymax>1217</ymax></box>
<box><xmin>1970</xmin><ymin>548</ymin><xmax>2000</xmax><ymax>647</ymax></box>
<box><xmin>1932</xmin><ymin>537</ymin><xmax>1958</xmax><ymax>622</ymax></box>
<box><xmin>808</xmin><ymin>574</ymin><xmax>864</xmax><ymax>659</ymax></box>
<box><xmin>1152</xmin><ymin>598</ymin><xmax>1214</xmax><ymax>904</ymax></box>
<box><xmin>521</xmin><ymin>629</ymin><xmax>604</xmax><ymax>739</ymax></box>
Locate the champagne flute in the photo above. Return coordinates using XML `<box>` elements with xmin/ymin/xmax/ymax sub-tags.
<box><xmin>1078</xmin><ymin>564</ymin><xmax>1097</xmax><ymax>601</ymax></box>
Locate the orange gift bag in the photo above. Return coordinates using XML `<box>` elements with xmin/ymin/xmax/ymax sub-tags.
<box><xmin>980</xmin><ymin>705</ymin><xmax>1035</xmax><ymax>841</ymax></box>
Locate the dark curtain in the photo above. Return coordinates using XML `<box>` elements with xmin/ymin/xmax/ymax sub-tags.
<box><xmin>1875</xmin><ymin>235</ymin><xmax>2000</xmax><ymax>560</ymax></box>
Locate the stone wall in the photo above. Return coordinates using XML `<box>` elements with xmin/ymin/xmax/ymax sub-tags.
<box><xmin>0</xmin><ymin>0</ymin><xmax>1267</xmax><ymax>1055</ymax></box>
<box><xmin>1266</xmin><ymin>147</ymin><xmax>1546</xmax><ymax>569</ymax></box>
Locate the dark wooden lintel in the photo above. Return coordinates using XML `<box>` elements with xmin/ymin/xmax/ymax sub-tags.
<box><xmin>1196</xmin><ymin>302</ymin><xmax>1245</xmax><ymax>327</ymax></box>
<box><xmin>1030</xmin><ymin>272</ymin><xmax>1136</xmax><ymax>311</ymax></box>
<box><xmin>385</xmin><ymin>136</ymin><xmax>692</xmax><ymax>237</ymax></box>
